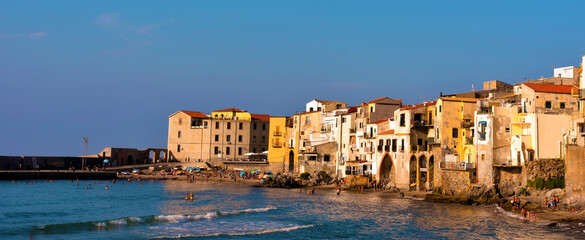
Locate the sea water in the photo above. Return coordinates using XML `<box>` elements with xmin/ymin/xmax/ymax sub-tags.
<box><xmin>1</xmin><ymin>180</ymin><xmax>584</xmax><ymax>240</ymax></box>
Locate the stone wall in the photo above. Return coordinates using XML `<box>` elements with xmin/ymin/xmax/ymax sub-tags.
<box><xmin>437</xmin><ymin>170</ymin><xmax>470</xmax><ymax>196</ymax></box>
<box><xmin>494</xmin><ymin>167</ymin><xmax>523</xmax><ymax>197</ymax></box>
<box><xmin>564</xmin><ymin>145</ymin><xmax>585</xmax><ymax>208</ymax></box>
<box><xmin>524</xmin><ymin>158</ymin><xmax>564</xmax><ymax>181</ymax></box>
<box><xmin>0</xmin><ymin>156</ymin><xmax>103</xmax><ymax>170</ymax></box>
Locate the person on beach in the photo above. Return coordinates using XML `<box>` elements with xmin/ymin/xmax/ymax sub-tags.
<box><xmin>337</xmin><ymin>186</ymin><xmax>341</xmax><ymax>195</ymax></box>
<box><xmin>521</xmin><ymin>206</ymin><xmax>527</xmax><ymax>220</ymax></box>
<box><xmin>311</xmin><ymin>187</ymin><xmax>315</xmax><ymax>194</ymax></box>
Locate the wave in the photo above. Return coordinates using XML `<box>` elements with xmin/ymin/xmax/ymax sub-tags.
<box><xmin>151</xmin><ymin>224</ymin><xmax>314</xmax><ymax>239</ymax></box>
<box><xmin>33</xmin><ymin>207</ymin><xmax>276</xmax><ymax>234</ymax></box>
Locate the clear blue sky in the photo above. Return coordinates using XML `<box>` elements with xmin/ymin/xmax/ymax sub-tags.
<box><xmin>1</xmin><ymin>1</ymin><xmax>584</xmax><ymax>156</ymax></box>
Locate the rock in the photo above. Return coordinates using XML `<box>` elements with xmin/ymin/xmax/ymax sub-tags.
<box><xmin>262</xmin><ymin>174</ymin><xmax>301</xmax><ymax>188</ymax></box>
<box><xmin>545</xmin><ymin>188</ymin><xmax>566</xmax><ymax>199</ymax></box>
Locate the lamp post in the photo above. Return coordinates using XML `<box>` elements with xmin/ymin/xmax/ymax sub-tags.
<box><xmin>82</xmin><ymin>137</ymin><xmax>89</xmax><ymax>170</ymax></box>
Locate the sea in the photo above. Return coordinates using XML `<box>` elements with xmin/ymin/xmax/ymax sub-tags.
<box><xmin>1</xmin><ymin>179</ymin><xmax>584</xmax><ymax>240</ymax></box>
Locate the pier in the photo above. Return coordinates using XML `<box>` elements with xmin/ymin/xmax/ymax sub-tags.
<box><xmin>0</xmin><ymin>170</ymin><xmax>117</xmax><ymax>180</ymax></box>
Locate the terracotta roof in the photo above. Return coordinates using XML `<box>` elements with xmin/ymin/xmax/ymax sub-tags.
<box><xmin>251</xmin><ymin>114</ymin><xmax>270</xmax><ymax>121</ymax></box>
<box><xmin>169</xmin><ymin>110</ymin><xmax>208</xmax><ymax>118</ymax></box>
<box><xmin>401</xmin><ymin>101</ymin><xmax>436</xmax><ymax>110</ymax></box>
<box><xmin>213</xmin><ymin>108</ymin><xmax>244</xmax><ymax>112</ymax></box>
<box><xmin>522</xmin><ymin>83</ymin><xmax>577</xmax><ymax>94</ymax></box>
<box><xmin>347</xmin><ymin>106</ymin><xmax>358</xmax><ymax>113</ymax></box>
<box><xmin>367</xmin><ymin>97</ymin><xmax>388</xmax><ymax>103</ymax></box>
<box><xmin>369</xmin><ymin>119</ymin><xmax>388</xmax><ymax>124</ymax></box>
<box><xmin>439</xmin><ymin>97</ymin><xmax>478</xmax><ymax>103</ymax></box>
<box><xmin>378</xmin><ymin>129</ymin><xmax>395</xmax><ymax>135</ymax></box>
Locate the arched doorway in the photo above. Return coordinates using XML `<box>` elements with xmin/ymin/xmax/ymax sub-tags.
<box><xmin>419</xmin><ymin>155</ymin><xmax>427</xmax><ymax>191</ymax></box>
<box><xmin>378</xmin><ymin>154</ymin><xmax>395</xmax><ymax>187</ymax></box>
<box><xmin>409</xmin><ymin>155</ymin><xmax>417</xmax><ymax>191</ymax></box>
<box><xmin>429</xmin><ymin>156</ymin><xmax>435</xmax><ymax>189</ymax></box>
<box><xmin>288</xmin><ymin>151</ymin><xmax>295</xmax><ymax>172</ymax></box>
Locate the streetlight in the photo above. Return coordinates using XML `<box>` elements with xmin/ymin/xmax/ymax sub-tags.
<box><xmin>82</xmin><ymin>137</ymin><xmax>89</xmax><ymax>170</ymax></box>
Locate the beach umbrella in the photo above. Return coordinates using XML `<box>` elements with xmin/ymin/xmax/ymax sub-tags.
<box><xmin>239</xmin><ymin>171</ymin><xmax>246</xmax><ymax>176</ymax></box>
<box><xmin>103</xmin><ymin>159</ymin><xmax>110</xmax><ymax>163</ymax></box>
<box><xmin>265</xmin><ymin>171</ymin><xmax>272</xmax><ymax>174</ymax></box>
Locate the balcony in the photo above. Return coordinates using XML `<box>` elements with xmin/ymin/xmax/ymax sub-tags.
<box><xmin>273</xmin><ymin>131</ymin><xmax>282</xmax><ymax>136</ymax></box>
<box><xmin>413</xmin><ymin>120</ymin><xmax>432</xmax><ymax>127</ymax></box>
<box><xmin>349</xmin><ymin>129</ymin><xmax>356</xmax><ymax>134</ymax></box>
<box><xmin>440</xmin><ymin>161</ymin><xmax>476</xmax><ymax>171</ymax></box>
<box><xmin>363</xmin><ymin>133</ymin><xmax>375</xmax><ymax>139</ymax></box>
<box><xmin>461</xmin><ymin>121</ymin><xmax>473</xmax><ymax>129</ymax></box>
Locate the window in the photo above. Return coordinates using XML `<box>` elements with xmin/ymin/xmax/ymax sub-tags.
<box><xmin>254</xmin><ymin>123</ymin><xmax>257</xmax><ymax>130</ymax></box>
<box><xmin>309</xmin><ymin>107</ymin><xmax>314</xmax><ymax>111</ymax></box>
<box><xmin>439</xmin><ymin>105</ymin><xmax>442</xmax><ymax>113</ymax></box>
<box><xmin>227</xmin><ymin>122</ymin><xmax>231</xmax><ymax>129</ymax></box>
<box><xmin>215</xmin><ymin>122</ymin><xmax>219</xmax><ymax>129</ymax></box>
<box><xmin>400</xmin><ymin>113</ymin><xmax>405</xmax><ymax>127</ymax></box>
<box><xmin>417</xmin><ymin>138</ymin><xmax>423</xmax><ymax>146</ymax></box>
<box><xmin>342</xmin><ymin>118</ymin><xmax>346</xmax><ymax>123</ymax></box>
<box><xmin>317</xmin><ymin>107</ymin><xmax>322</xmax><ymax>111</ymax></box>
<box><xmin>214</xmin><ymin>147</ymin><xmax>219</xmax><ymax>154</ymax></box>
<box><xmin>262</xmin><ymin>124</ymin><xmax>266</xmax><ymax>130</ymax></box>
<box><xmin>215</xmin><ymin>135</ymin><xmax>219</xmax><ymax>142</ymax></box>
<box><xmin>253</xmin><ymin>147</ymin><xmax>256</xmax><ymax>153</ymax></box>
<box><xmin>324</xmin><ymin>154</ymin><xmax>331</xmax><ymax>161</ymax></box>
<box><xmin>545</xmin><ymin>101</ymin><xmax>552</xmax><ymax>109</ymax></box>
<box><xmin>178</xmin><ymin>118</ymin><xmax>182</xmax><ymax>125</ymax></box>
<box><xmin>225</xmin><ymin>147</ymin><xmax>230</xmax><ymax>155</ymax></box>
<box><xmin>204</xmin><ymin>121</ymin><xmax>208</xmax><ymax>129</ymax></box>
<box><xmin>238</xmin><ymin>135</ymin><xmax>243</xmax><ymax>142</ymax></box>
<box><xmin>178</xmin><ymin>131</ymin><xmax>181</xmax><ymax>138</ymax></box>
<box><xmin>177</xmin><ymin>144</ymin><xmax>181</xmax><ymax>152</ymax></box>
<box><xmin>253</xmin><ymin>136</ymin><xmax>256</xmax><ymax>143</ymax></box>
<box><xmin>560</xmin><ymin>102</ymin><xmax>566</xmax><ymax>109</ymax></box>
<box><xmin>261</xmin><ymin>136</ymin><xmax>265</xmax><ymax>143</ymax></box>
<box><xmin>370</xmin><ymin>107</ymin><xmax>373</xmax><ymax>112</ymax></box>
<box><xmin>478</xmin><ymin>121</ymin><xmax>486</xmax><ymax>140</ymax></box>
<box><xmin>401</xmin><ymin>139</ymin><xmax>405</xmax><ymax>151</ymax></box>
<box><xmin>505</xmin><ymin>127</ymin><xmax>510</xmax><ymax>133</ymax></box>
<box><xmin>305</xmin><ymin>116</ymin><xmax>310</xmax><ymax>124</ymax></box>
<box><xmin>337</xmin><ymin>104</ymin><xmax>342</xmax><ymax>109</ymax></box>
<box><xmin>238</xmin><ymin>147</ymin><xmax>242</xmax><ymax>155</ymax></box>
<box><xmin>262</xmin><ymin>148</ymin><xmax>265</xmax><ymax>152</ymax></box>
<box><xmin>303</xmin><ymin>142</ymin><xmax>306</xmax><ymax>147</ymax></box>
<box><xmin>226</xmin><ymin>135</ymin><xmax>231</xmax><ymax>142</ymax></box>
<box><xmin>239</xmin><ymin>122</ymin><xmax>243</xmax><ymax>130</ymax></box>
<box><xmin>452</xmin><ymin>128</ymin><xmax>459</xmax><ymax>138</ymax></box>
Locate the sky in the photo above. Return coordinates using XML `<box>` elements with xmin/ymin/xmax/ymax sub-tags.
<box><xmin>1</xmin><ymin>1</ymin><xmax>584</xmax><ymax>156</ymax></box>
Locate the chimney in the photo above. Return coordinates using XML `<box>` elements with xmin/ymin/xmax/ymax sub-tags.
<box><xmin>440</xmin><ymin>92</ymin><xmax>443</xmax><ymax>97</ymax></box>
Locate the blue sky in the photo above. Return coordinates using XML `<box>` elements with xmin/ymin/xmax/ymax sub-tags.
<box><xmin>1</xmin><ymin>1</ymin><xmax>584</xmax><ymax>156</ymax></box>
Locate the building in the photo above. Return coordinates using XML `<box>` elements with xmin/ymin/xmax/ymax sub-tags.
<box><xmin>167</xmin><ymin>108</ymin><xmax>270</xmax><ymax>165</ymax></box>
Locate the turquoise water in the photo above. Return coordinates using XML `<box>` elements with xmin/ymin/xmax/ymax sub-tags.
<box><xmin>1</xmin><ymin>180</ymin><xmax>584</xmax><ymax>240</ymax></box>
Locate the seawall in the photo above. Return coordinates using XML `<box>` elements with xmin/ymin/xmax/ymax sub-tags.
<box><xmin>0</xmin><ymin>170</ymin><xmax>117</xmax><ymax>180</ymax></box>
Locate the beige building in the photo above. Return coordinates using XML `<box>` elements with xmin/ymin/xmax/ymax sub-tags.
<box><xmin>167</xmin><ymin>108</ymin><xmax>270</xmax><ymax>165</ymax></box>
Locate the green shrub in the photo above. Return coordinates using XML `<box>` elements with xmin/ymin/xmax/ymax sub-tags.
<box><xmin>520</xmin><ymin>187</ymin><xmax>528</xmax><ymax>196</ymax></box>
<box><xmin>534</xmin><ymin>178</ymin><xmax>545</xmax><ymax>190</ymax></box>
<box><xmin>544</xmin><ymin>178</ymin><xmax>555</xmax><ymax>189</ymax></box>
<box><xmin>299</xmin><ymin>172</ymin><xmax>311</xmax><ymax>180</ymax></box>
<box><xmin>527</xmin><ymin>180</ymin><xmax>534</xmax><ymax>188</ymax></box>
<box><xmin>553</xmin><ymin>177</ymin><xmax>565</xmax><ymax>189</ymax></box>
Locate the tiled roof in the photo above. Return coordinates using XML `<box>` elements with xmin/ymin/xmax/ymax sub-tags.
<box><xmin>370</xmin><ymin>119</ymin><xmax>388</xmax><ymax>124</ymax></box>
<box><xmin>367</xmin><ymin>97</ymin><xmax>388</xmax><ymax>103</ymax></box>
<box><xmin>378</xmin><ymin>129</ymin><xmax>395</xmax><ymax>135</ymax></box>
<box><xmin>522</xmin><ymin>83</ymin><xmax>577</xmax><ymax>94</ymax></box>
<box><xmin>169</xmin><ymin>110</ymin><xmax>208</xmax><ymax>118</ymax></box>
<box><xmin>401</xmin><ymin>101</ymin><xmax>436</xmax><ymax>110</ymax></box>
<box><xmin>214</xmin><ymin>108</ymin><xmax>244</xmax><ymax>112</ymax></box>
<box><xmin>251</xmin><ymin>114</ymin><xmax>270</xmax><ymax>121</ymax></box>
<box><xmin>440</xmin><ymin>97</ymin><xmax>478</xmax><ymax>102</ymax></box>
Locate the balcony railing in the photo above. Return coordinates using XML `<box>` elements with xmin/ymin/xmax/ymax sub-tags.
<box><xmin>413</xmin><ymin>120</ymin><xmax>432</xmax><ymax>127</ymax></box>
<box><xmin>440</xmin><ymin>161</ymin><xmax>476</xmax><ymax>170</ymax></box>
<box><xmin>273</xmin><ymin>131</ymin><xmax>282</xmax><ymax>136</ymax></box>
<box><xmin>364</xmin><ymin>133</ymin><xmax>376</xmax><ymax>139</ymax></box>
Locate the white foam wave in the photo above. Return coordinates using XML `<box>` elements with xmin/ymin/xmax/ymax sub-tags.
<box><xmin>129</xmin><ymin>217</ymin><xmax>143</xmax><ymax>222</ymax></box>
<box><xmin>155</xmin><ymin>214</ymin><xmax>189</xmax><ymax>223</ymax></box>
<box><xmin>187</xmin><ymin>212</ymin><xmax>218</xmax><ymax>221</ymax></box>
<box><xmin>495</xmin><ymin>205</ymin><xmax>523</xmax><ymax>220</ymax></box>
<box><xmin>109</xmin><ymin>219</ymin><xmax>127</xmax><ymax>225</ymax></box>
<box><xmin>151</xmin><ymin>224</ymin><xmax>314</xmax><ymax>239</ymax></box>
<box><xmin>220</xmin><ymin>207</ymin><xmax>276</xmax><ymax>216</ymax></box>
<box><xmin>94</xmin><ymin>222</ymin><xmax>107</xmax><ymax>227</ymax></box>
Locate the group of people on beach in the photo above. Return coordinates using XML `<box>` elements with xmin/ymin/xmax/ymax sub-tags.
<box><xmin>545</xmin><ymin>196</ymin><xmax>560</xmax><ymax>210</ymax></box>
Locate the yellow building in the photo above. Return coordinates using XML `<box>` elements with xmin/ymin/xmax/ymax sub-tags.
<box><xmin>435</xmin><ymin>97</ymin><xmax>478</xmax><ymax>164</ymax></box>
<box><xmin>267</xmin><ymin>116</ymin><xmax>295</xmax><ymax>173</ymax></box>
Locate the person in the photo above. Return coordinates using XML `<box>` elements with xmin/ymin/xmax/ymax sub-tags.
<box><xmin>311</xmin><ymin>187</ymin><xmax>315</xmax><ymax>194</ymax></box>
<box><xmin>337</xmin><ymin>186</ymin><xmax>341</xmax><ymax>195</ymax></box>
<box><xmin>105</xmin><ymin>186</ymin><xmax>109</xmax><ymax>190</ymax></box>
<box><xmin>189</xmin><ymin>192</ymin><xmax>194</xmax><ymax>200</ymax></box>
<box><xmin>521</xmin><ymin>206</ymin><xmax>527</xmax><ymax>220</ymax></box>
<box><xmin>185</xmin><ymin>193</ymin><xmax>190</xmax><ymax>200</ymax></box>
<box><xmin>307</xmin><ymin>189</ymin><xmax>311</xmax><ymax>195</ymax></box>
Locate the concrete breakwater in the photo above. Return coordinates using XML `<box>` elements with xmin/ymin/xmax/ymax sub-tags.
<box><xmin>0</xmin><ymin>170</ymin><xmax>117</xmax><ymax>180</ymax></box>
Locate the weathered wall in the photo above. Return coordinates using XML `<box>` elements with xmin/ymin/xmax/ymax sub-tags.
<box><xmin>437</xmin><ymin>170</ymin><xmax>470</xmax><ymax>196</ymax></box>
<box><xmin>524</xmin><ymin>158</ymin><xmax>564</xmax><ymax>181</ymax></box>
<box><xmin>565</xmin><ymin>145</ymin><xmax>585</xmax><ymax>194</ymax></box>
<box><xmin>494</xmin><ymin>167</ymin><xmax>523</xmax><ymax>197</ymax></box>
